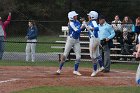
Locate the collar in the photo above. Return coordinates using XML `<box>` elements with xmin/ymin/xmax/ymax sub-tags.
<box><xmin>99</xmin><ymin>21</ymin><xmax>107</xmax><ymax>26</ymax></box>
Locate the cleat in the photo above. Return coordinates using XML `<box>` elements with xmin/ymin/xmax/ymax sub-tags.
<box><xmin>73</xmin><ymin>71</ymin><xmax>82</xmax><ymax>76</ymax></box>
<box><xmin>91</xmin><ymin>71</ymin><xmax>98</xmax><ymax>77</ymax></box>
<box><xmin>56</xmin><ymin>70</ymin><xmax>61</xmax><ymax>75</ymax></box>
<box><xmin>98</xmin><ymin>66</ymin><xmax>105</xmax><ymax>72</ymax></box>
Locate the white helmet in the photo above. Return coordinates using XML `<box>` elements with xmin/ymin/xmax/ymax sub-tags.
<box><xmin>68</xmin><ymin>11</ymin><xmax>78</xmax><ymax>20</ymax></box>
<box><xmin>87</xmin><ymin>11</ymin><xmax>98</xmax><ymax>19</ymax></box>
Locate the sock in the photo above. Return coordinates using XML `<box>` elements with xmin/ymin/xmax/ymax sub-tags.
<box><xmin>137</xmin><ymin>79</ymin><xmax>140</xmax><ymax>84</ymax></box>
<box><xmin>74</xmin><ymin>63</ymin><xmax>79</xmax><ymax>71</ymax></box>
<box><xmin>97</xmin><ymin>56</ymin><xmax>104</xmax><ymax>67</ymax></box>
<box><xmin>59</xmin><ymin>62</ymin><xmax>65</xmax><ymax>70</ymax></box>
<box><xmin>93</xmin><ymin>63</ymin><xmax>97</xmax><ymax>71</ymax></box>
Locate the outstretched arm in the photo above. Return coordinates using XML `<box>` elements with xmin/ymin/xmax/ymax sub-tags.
<box><xmin>3</xmin><ymin>12</ymin><xmax>11</xmax><ymax>27</ymax></box>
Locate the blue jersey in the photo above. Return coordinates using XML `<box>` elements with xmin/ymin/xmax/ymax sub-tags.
<box><xmin>27</xmin><ymin>26</ymin><xmax>38</xmax><ymax>40</ymax></box>
<box><xmin>68</xmin><ymin>20</ymin><xmax>82</xmax><ymax>39</ymax></box>
<box><xmin>87</xmin><ymin>20</ymin><xmax>99</xmax><ymax>38</ymax></box>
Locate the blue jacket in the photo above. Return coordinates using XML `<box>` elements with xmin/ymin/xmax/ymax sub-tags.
<box><xmin>27</xmin><ymin>26</ymin><xmax>38</xmax><ymax>40</ymax></box>
<box><xmin>68</xmin><ymin>20</ymin><xmax>82</xmax><ymax>39</ymax></box>
<box><xmin>87</xmin><ymin>20</ymin><xmax>99</xmax><ymax>38</ymax></box>
<box><xmin>98</xmin><ymin>22</ymin><xmax>115</xmax><ymax>40</ymax></box>
<box><xmin>135</xmin><ymin>26</ymin><xmax>140</xmax><ymax>34</ymax></box>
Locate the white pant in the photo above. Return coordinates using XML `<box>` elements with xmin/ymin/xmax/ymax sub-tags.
<box><xmin>25</xmin><ymin>39</ymin><xmax>37</xmax><ymax>62</ymax></box>
<box><xmin>136</xmin><ymin>63</ymin><xmax>140</xmax><ymax>84</ymax></box>
<box><xmin>89</xmin><ymin>37</ymin><xmax>100</xmax><ymax>59</ymax></box>
<box><xmin>63</xmin><ymin>36</ymin><xmax>81</xmax><ymax>60</ymax></box>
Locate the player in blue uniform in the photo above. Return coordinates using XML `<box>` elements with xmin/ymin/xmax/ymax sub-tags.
<box><xmin>56</xmin><ymin>11</ymin><xmax>84</xmax><ymax>76</ymax></box>
<box><xmin>85</xmin><ymin>11</ymin><xmax>104</xmax><ymax>76</ymax></box>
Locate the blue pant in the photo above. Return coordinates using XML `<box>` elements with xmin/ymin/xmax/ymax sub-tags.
<box><xmin>0</xmin><ymin>36</ymin><xmax>4</xmax><ymax>60</ymax></box>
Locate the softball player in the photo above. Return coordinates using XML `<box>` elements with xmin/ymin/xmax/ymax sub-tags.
<box><xmin>25</xmin><ymin>21</ymin><xmax>38</xmax><ymax>62</ymax></box>
<box><xmin>56</xmin><ymin>11</ymin><xmax>84</xmax><ymax>76</ymax></box>
<box><xmin>86</xmin><ymin>11</ymin><xmax>104</xmax><ymax>76</ymax></box>
<box><xmin>133</xmin><ymin>44</ymin><xmax>140</xmax><ymax>84</ymax></box>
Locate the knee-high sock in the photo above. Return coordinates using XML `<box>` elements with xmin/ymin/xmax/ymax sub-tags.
<box><xmin>59</xmin><ymin>62</ymin><xmax>65</xmax><ymax>70</ymax></box>
<box><xmin>74</xmin><ymin>59</ymin><xmax>80</xmax><ymax>71</ymax></box>
<box><xmin>74</xmin><ymin>63</ymin><xmax>79</xmax><ymax>71</ymax></box>
<box><xmin>97</xmin><ymin>56</ymin><xmax>104</xmax><ymax>67</ymax></box>
<box><xmin>93</xmin><ymin>63</ymin><xmax>97</xmax><ymax>71</ymax></box>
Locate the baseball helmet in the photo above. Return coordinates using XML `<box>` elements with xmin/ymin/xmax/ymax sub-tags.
<box><xmin>87</xmin><ymin>11</ymin><xmax>98</xmax><ymax>19</ymax></box>
<box><xmin>68</xmin><ymin>11</ymin><xmax>78</xmax><ymax>20</ymax></box>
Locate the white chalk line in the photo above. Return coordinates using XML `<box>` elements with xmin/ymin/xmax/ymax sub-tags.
<box><xmin>111</xmin><ymin>70</ymin><xmax>136</xmax><ymax>75</ymax></box>
<box><xmin>81</xmin><ymin>76</ymin><xmax>135</xmax><ymax>79</ymax></box>
<box><xmin>0</xmin><ymin>78</ymin><xmax>20</xmax><ymax>84</ymax></box>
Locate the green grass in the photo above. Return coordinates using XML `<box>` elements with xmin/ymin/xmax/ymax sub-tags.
<box><xmin>0</xmin><ymin>60</ymin><xmax>138</xmax><ymax>70</ymax></box>
<box><xmin>5</xmin><ymin>36</ymin><xmax>64</xmax><ymax>52</ymax></box>
<box><xmin>13</xmin><ymin>86</ymin><xmax>140</xmax><ymax>93</ymax></box>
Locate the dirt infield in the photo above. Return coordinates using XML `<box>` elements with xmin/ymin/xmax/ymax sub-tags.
<box><xmin>0</xmin><ymin>66</ymin><xmax>137</xmax><ymax>93</ymax></box>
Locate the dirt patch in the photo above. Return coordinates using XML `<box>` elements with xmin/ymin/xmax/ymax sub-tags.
<box><xmin>0</xmin><ymin>66</ymin><xmax>137</xmax><ymax>93</ymax></box>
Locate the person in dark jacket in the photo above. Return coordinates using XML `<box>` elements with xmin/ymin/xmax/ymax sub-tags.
<box><xmin>25</xmin><ymin>20</ymin><xmax>38</xmax><ymax>62</ymax></box>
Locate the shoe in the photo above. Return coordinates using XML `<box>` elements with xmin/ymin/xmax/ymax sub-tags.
<box><xmin>91</xmin><ymin>71</ymin><xmax>98</xmax><ymax>77</ymax></box>
<box><xmin>56</xmin><ymin>69</ymin><xmax>61</xmax><ymax>75</ymax></box>
<box><xmin>73</xmin><ymin>71</ymin><xmax>82</xmax><ymax>76</ymax></box>
<box><xmin>98</xmin><ymin>66</ymin><xmax>105</xmax><ymax>72</ymax></box>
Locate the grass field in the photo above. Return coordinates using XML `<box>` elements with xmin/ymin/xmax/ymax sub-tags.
<box><xmin>0</xmin><ymin>60</ymin><xmax>138</xmax><ymax>70</ymax></box>
<box><xmin>5</xmin><ymin>36</ymin><xmax>64</xmax><ymax>52</ymax></box>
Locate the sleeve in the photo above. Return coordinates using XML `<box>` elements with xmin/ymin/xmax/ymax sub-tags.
<box><xmin>3</xmin><ymin>15</ymin><xmax>11</xmax><ymax>27</ymax></box>
<box><xmin>69</xmin><ymin>21</ymin><xmax>82</xmax><ymax>33</ymax></box>
<box><xmin>107</xmin><ymin>25</ymin><xmax>115</xmax><ymax>39</ymax></box>
<box><xmin>69</xmin><ymin>22</ymin><xmax>78</xmax><ymax>31</ymax></box>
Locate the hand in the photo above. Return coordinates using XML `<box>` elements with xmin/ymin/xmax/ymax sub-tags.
<box><xmin>9</xmin><ymin>12</ymin><xmax>11</xmax><ymax>16</ymax></box>
<box><xmin>0</xmin><ymin>17</ymin><xmax>1</xmax><ymax>20</ymax></box>
<box><xmin>86</xmin><ymin>26</ymin><xmax>90</xmax><ymax>31</ymax></box>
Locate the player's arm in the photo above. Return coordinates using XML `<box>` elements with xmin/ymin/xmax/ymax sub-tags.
<box><xmin>69</xmin><ymin>22</ymin><xmax>82</xmax><ymax>33</ymax></box>
<box><xmin>3</xmin><ymin>12</ymin><xmax>11</xmax><ymax>27</ymax></box>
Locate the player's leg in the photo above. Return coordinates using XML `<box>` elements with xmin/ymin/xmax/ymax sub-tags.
<box><xmin>73</xmin><ymin>40</ymin><xmax>81</xmax><ymax>76</ymax></box>
<box><xmin>136</xmin><ymin>63</ymin><xmax>140</xmax><ymax>84</ymax></box>
<box><xmin>96</xmin><ymin>46</ymin><xmax>104</xmax><ymax>72</ymax></box>
<box><xmin>89</xmin><ymin>37</ymin><xmax>98</xmax><ymax>76</ymax></box>
<box><xmin>56</xmin><ymin>37</ymin><xmax>74</xmax><ymax>74</ymax></box>
<box><xmin>25</xmin><ymin>40</ymin><xmax>31</xmax><ymax>62</ymax></box>
<box><xmin>31</xmin><ymin>39</ymin><xmax>37</xmax><ymax>62</ymax></box>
